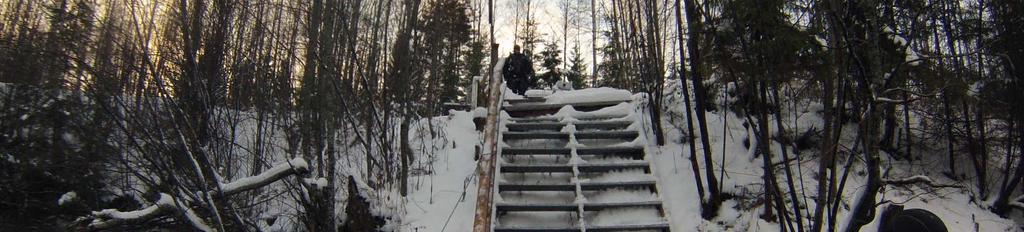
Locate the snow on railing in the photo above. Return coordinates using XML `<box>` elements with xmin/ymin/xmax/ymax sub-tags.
<box><xmin>78</xmin><ymin>157</ymin><xmax>311</xmax><ymax>231</ymax></box>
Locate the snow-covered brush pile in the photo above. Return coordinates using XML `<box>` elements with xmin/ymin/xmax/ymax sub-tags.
<box><xmin>75</xmin><ymin>158</ymin><xmax>312</xmax><ymax>231</ymax></box>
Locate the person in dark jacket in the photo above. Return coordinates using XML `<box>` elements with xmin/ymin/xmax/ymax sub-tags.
<box><xmin>503</xmin><ymin>45</ymin><xmax>535</xmax><ymax>95</ymax></box>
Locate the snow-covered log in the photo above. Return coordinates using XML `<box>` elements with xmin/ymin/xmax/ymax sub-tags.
<box><xmin>88</xmin><ymin>193</ymin><xmax>178</xmax><ymax>230</ymax></box>
<box><xmin>79</xmin><ymin>157</ymin><xmax>310</xmax><ymax>231</ymax></box>
<box><xmin>884</xmin><ymin>175</ymin><xmax>961</xmax><ymax>188</ymax></box>
<box><xmin>217</xmin><ymin>157</ymin><xmax>309</xmax><ymax>196</ymax></box>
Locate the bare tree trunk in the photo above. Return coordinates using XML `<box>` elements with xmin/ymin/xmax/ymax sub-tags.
<box><xmin>810</xmin><ymin>1</ymin><xmax>843</xmax><ymax>228</ymax></box>
<box><xmin>992</xmin><ymin>124</ymin><xmax>1024</xmax><ymax>216</ymax></box>
<box><xmin>772</xmin><ymin>82</ymin><xmax>805</xmax><ymax>232</ymax></box>
<box><xmin>591</xmin><ymin>0</ymin><xmax>597</xmax><ymax>87</ymax></box>
<box><xmin>673</xmin><ymin>0</ymin><xmax>706</xmax><ymax>211</ymax></box>
<box><xmin>682</xmin><ymin>0</ymin><xmax>722</xmax><ymax>216</ymax></box>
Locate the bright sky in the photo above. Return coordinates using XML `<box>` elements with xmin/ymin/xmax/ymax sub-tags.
<box><xmin>484</xmin><ymin>0</ymin><xmax>603</xmax><ymax>74</ymax></box>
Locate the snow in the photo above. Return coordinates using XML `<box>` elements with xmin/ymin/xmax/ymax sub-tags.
<box><xmin>525</xmin><ymin>89</ymin><xmax>552</xmax><ymax>98</ymax></box>
<box><xmin>543</xmin><ymin>87</ymin><xmax>632</xmax><ymax>105</ymax></box>
<box><xmin>90</xmin><ymin>193</ymin><xmax>177</xmax><ymax>227</ymax></box>
<box><xmin>219</xmin><ymin>157</ymin><xmax>309</xmax><ymax>195</ymax></box>
<box><xmin>66</xmin><ymin>81</ymin><xmax>1022</xmax><ymax>231</ymax></box>
<box><xmin>58</xmin><ymin>191</ymin><xmax>77</xmax><ymax>206</ymax></box>
<box><xmin>643</xmin><ymin>82</ymin><xmax>1019</xmax><ymax>232</ymax></box>
<box><xmin>399</xmin><ymin>110</ymin><xmax>481</xmax><ymax>231</ymax></box>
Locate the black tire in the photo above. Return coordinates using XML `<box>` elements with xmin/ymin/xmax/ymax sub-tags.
<box><xmin>880</xmin><ymin>208</ymin><xmax>948</xmax><ymax>232</ymax></box>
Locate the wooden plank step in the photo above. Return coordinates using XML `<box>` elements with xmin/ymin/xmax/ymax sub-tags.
<box><xmin>493</xmin><ymin>223</ymin><xmax>670</xmax><ymax>232</ymax></box>
<box><xmin>509</xmin><ymin>117</ymin><xmax>560</xmax><ymax>123</ymax></box>
<box><xmin>501</xmin><ymin>162</ymin><xmax>650</xmax><ymax>173</ymax></box>
<box><xmin>499</xmin><ymin>180</ymin><xmax>657</xmax><ymax>192</ymax></box>
<box><xmin>507</xmin><ymin>122</ymin><xmax>565</xmax><ymax>131</ymax></box>
<box><xmin>575</xmin><ymin>131</ymin><xmax>638</xmax><ymax>140</ymax></box>
<box><xmin>504</xmin><ymin>132</ymin><xmax>570</xmax><ymax>140</ymax></box>
<box><xmin>495</xmin><ymin>203</ymin><xmax>576</xmax><ymax>212</ymax></box>
<box><xmin>575</xmin><ymin>121</ymin><xmax>632</xmax><ymax>130</ymax></box>
<box><xmin>584</xmin><ymin>201</ymin><xmax>663</xmax><ymax>211</ymax></box>
<box><xmin>587</xmin><ymin>223</ymin><xmax>671</xmax><ymax>232</ymax></box>
<box><xmin>496</xmin><ymin>201</ymin><xmax>663</xmax><ymax>212</ymax></box>
<box><xmin>503</xmin><ymin>147</ymin><xmax>571</xmax><ymax>155</ymax></box>
<box><xmin>576</xmin><ymin>147</ymin><xmax>644</xmax><ymax>156</ymax></box>
<box><xmin>493</xmin><ymin>226</ymin><xmax>579</xmax><ymax>232</ymax></box>
<box><xmin>506</xmin><ymin>121</ymin><xmax>632</xmax><ymax>132</ymax></box>
<box><xmin>580</xmin><ymin>181</ymin><xmax>657</xmax><ymax>191</ymax></box>
<box><xmin>503</xmin><ymin>100</ymin><xmax>629</xmax><ymax>112</ymax></box>
<box><xmin>503</xmin><ymin>131</ymin><xmax>637</xmax><ymax>140</ymax></box>
<box><xmin>505</xmin><ymin>97</ymin><xmax>546</xmax><ymax>104</ymax></box>
<box><xmin>502</xmin><ymin>147</ymin><xmax>645</xmax><ymax>159</ymax></box>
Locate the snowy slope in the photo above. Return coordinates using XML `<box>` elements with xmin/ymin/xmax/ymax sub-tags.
<box><xmin>645</xmin><ymin>79</ymin><xmax>1020</xmax><ymax>231</ymax></box>
<box><xmin>400</xmin><ymin>111</ymin><xmax>481</xmax><ymax>232</ymax></box>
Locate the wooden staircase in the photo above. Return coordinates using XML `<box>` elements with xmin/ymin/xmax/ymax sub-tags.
<box><xmin>489</xmin><ymin>95</ymin><xmax>671</xmax><ymax>232</ymax></box>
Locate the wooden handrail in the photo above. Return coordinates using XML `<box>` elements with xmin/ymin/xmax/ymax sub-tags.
<box><xmin>472</xmin><ymin>58</ymin><xmax>503</xmax><ymax>232</ymax></box>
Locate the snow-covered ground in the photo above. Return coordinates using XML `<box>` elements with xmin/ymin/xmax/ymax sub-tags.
<box><xmin>395</xmin><ymin>82</ymin><xmax>1021</xmax><ymax>231</ymax></box>
<box><xmin>646</xmin><ymin>79</ymin><xmax>1020</xmax><ymax>231</ymax></box>
<box><xmin>398</xmin><ymin>110</ymin><xmax>481</xmax><ymax>231</ymax></box>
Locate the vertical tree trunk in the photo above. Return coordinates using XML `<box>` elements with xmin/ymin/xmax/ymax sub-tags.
<box><xmin>844</xmin><ymin>0</ymin><xmax>885</xmax><ymax>229</ymax></box>
<box><xmin>673</xmin><ymin>0</ymin><xmax>706</xmax><ymax>211</ymax></box>
<box><xmin>682</xmin><ymin>0</ymin><xmax>722</xmax><ymax>216</ymax></box>
<box><xmin>811</xmin><ymin>0</ymin><xmax>844</xmax><ymax>228</ymax></box>
<box><xmin>942</xmin><ymin>93</ymin><xmax>957</xmax><ymax>177</ymax></box>
<box><xmin>591</xmin><ymin>0</ymin><xmax>597</xmax><ymax>87</ymax></box>
<box><xmin>772</xmin><ymin>82</ymin><xmax>805</xmax><ymax>232</ymax></box>
<box><xmin>992</xmin><ymin>125</ymin><xmax>1024</xmax><ymax>216</ymax></box>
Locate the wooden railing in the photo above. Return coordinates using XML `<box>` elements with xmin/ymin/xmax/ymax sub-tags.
<box><xmin>471</xmin><ymin>59</ymin><xmax>503</xmax><ymax>232</ymax></box>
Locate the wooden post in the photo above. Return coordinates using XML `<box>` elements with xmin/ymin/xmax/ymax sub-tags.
<box><xmin>471</xmin><ymin>76</ymin><xmax>482</xmax><ymax>108</ymax></box>
<box><xmin>472</xmin><ymin>43</ymin><xmax>501</xmax><ymax>232</ymax></box>
<box><xmin>473</xmin><ymin>1</ymin><xmax>500</xmax><ymax>230</ymax></box>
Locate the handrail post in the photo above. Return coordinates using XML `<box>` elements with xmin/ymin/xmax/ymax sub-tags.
<box><xmin>472</xmin><ymin>51</ymin><xmax>502</xmax><ymax>232</ymax></box>
<box><xmin>471</xmin><ymin>76</ymin><xmax>481</xmax><ymax>108</ymax></box>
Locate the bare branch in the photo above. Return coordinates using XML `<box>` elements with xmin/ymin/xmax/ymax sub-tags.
<box><xmin>78</xmin><ymin>158</ymin><xmax>311</xmax><ymax>231</ymax></box>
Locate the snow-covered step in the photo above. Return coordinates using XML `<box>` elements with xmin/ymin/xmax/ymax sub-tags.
<box><xmin>493</xmin><ymin>222</ymin><xmax>671</xmax><ymax>232</ymax></box>
<box><xmin>501</xmin><ymin>162</ymin><xmax>651</xmax><ymax>173</ymax></box>
<box><xmin>577</xmin><ymin>147</ymin><xmax>644</xmax><ymax>156</ymax></box>
<box><xmin>502</xmin><ymin>147</ymin><xmax>645</xmax><ymax>159</ymax></box>
<box><xmin>503</xmin><ymin>131</ymin><xmax>570</xmax><ymax>140</ymax></box>
<box><xmin>575</xmin><ymin>121</ymin><xmax>632</xmax><ymax>130</ymax></box>
<box><xmin>492</xmin><ymin>92</ymin><xmax>670</xmax><ymax>231</ymax></box>
<box><xmin>508</xmin><ymin>115</ymin><xmax>629</xmax><ymax>123</ymax></box>
<box><xmin>506</xmin><ymin>121</ymin><xmax>632</xmax><ymax>131</ymax></box>
<box><xmin>506</xmin><ymin>122</ymin><xmax>565</xmax><ymax>131</ymax></box>
<box><xmin>504</xmin><ymin>100</ymin><xmax>629</xmax><ymax>111</ymax></box>
<box><xmin>508</xmin><ymin>117</ymin><xmax>560</xmax><ymax>123</ymax></box>
<box><xmin>504</xmin><ymin>101</ymin><xmax>630</xmax><ymax>117</ymax></box>
<box><xmin>506</xmin><ymin>97</ymin><xmax>546</xmax><ymax>104</ymax></box>
<box><xmin>502</xmin><ymin>147</ymin><xmax>571</xmax><ymax>155</ymax></box>
<box><xmin>587</xmin><ymin>223</ymin><xmax>671</xmax><ymax>232</ymax></box>
<box><xmin>503</xmin><ymin>131</ymin><xmax>638</xmax><ymax>140</ymax></box>
<box><xmin>499</xmin><ymin>180</ymin><xmax>658</xmax><ymax>192</ymax></box>
<box><xmin>493</xmin><ymin>226</ymin><xmax>580</xmax><ymax>232</ymax></box>
<box><xmin>496</xmin><ymin>201</ymin><xmax>663</xmax><ymax>212</ymax></box>
<box><xmin>574</xmin><ymin>131</ymin><xmax>638</xmax><ymax>140</ymax></box>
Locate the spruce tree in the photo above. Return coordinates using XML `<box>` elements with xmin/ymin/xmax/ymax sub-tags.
<box><xmin>419</xmin><ymin>0</ymin><xmax>472</xmax><ymax>103</ymax></box>
<box><xmin>537</xmin><ymin>40</ymin><xmax>563</xmax><ymax>88</ymax></box>
<box><xmin>566</xmin><ymin>44</ymin><xmax>588</xmax><ymax>89</ymax></box>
